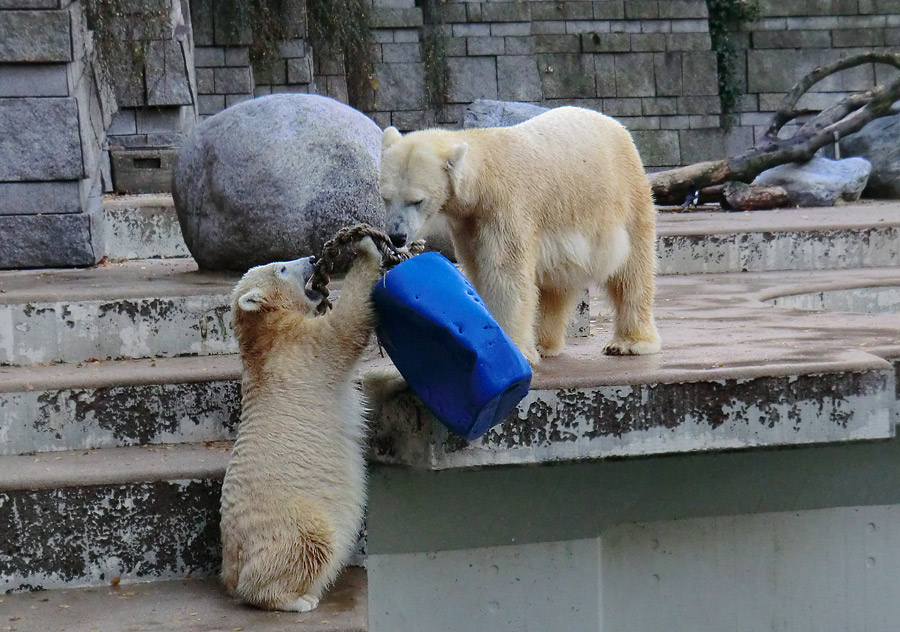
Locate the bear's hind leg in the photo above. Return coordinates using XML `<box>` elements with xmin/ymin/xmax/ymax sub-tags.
<box><xmin>536</xmin><ymin>286</ymin><xmax>579</xmax><ymax>358</ymax></box>
<box><xmin>234</xmin><ymin>509</ymin><xmax>335</xmax><ymax>612</ymax></box>
<box><xmin>603</xmin><ymin>237</ymin><xmax>660</xmax><ymax>356</ymax></box>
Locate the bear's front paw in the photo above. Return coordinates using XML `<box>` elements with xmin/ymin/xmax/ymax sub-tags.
<box><xmin>537</xmin><ymin>340</ymin><xmax>564</xmax><ymax>358</ymax></box>
<box><xmin>521</xmin><ymin>346</ymin><xmax>541</xmax><ymax>367</ymax></box>
<box><xmin>603</xmin><ymin>337</ymin><xmax>661</xmax><ymax>356</ymax></box>
<box><xmin>354</xmin><ymin>236</ymin><xmax>381</xmax><ymax>264</ymax></box>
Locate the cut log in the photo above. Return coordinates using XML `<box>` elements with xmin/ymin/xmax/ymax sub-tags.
<box><xmin>650</xmin><ymin>52</ymin><xmax>900</xmax><ymax>206</ymax></box>
<box><xmin>720</xmin><ymin>182</ymin><xmax>791</xmax><ymax>211</ymax></box>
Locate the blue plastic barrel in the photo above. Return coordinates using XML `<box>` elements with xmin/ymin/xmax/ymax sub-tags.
<box><xmin>372</xmin><ymin>252</ymin><xmax>532</xmax><ymax>440</ymax></box>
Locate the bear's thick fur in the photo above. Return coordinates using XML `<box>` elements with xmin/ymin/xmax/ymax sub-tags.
<box><xmin>379</xmin><ymin>106</ymin><xmax>660</xmax><ymax>364</ymax></box>
<box><xmin>220</xmin><ymin>237</ymin><xmax>382</xmax><ymax>612</ymax></box>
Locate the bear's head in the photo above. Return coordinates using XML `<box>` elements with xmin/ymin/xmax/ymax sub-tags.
<box><xmin>379</xmin><ymin>126</ymin><xmax>468</xmax><ymax>249</ymax></box>
<box><xmin>231</xmin><ymin>256</ymin><xmax>321</xmax><ymax>351</ymax></box>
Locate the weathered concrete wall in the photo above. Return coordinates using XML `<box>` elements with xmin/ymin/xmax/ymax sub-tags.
<box><xmin>366</xmin><ymin>435</ymin><xmax>900</xmax><ymax>631</ymax></box>
<box><xmin>0</xmin><ymin>478</ymin><xmax>222</xmax><ymax>593</ymax></box>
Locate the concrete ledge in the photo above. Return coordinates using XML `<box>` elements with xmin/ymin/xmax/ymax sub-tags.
<box><xmin>0</xmin><ymin>441</ymin><xmax>229</xmax><ymax>492</ymax></box>
<box><xmin>370</xmin><ymin>363</ymin><xmax>896</xmax><ymax>469</ymax></box>
<box><xmin>656</xmin><ymin>202</ymin><xmax>900</xmax><ymax>274</ymax></box>
<box><xmin>0</xmin><ymin>260</ymin><xmax>237</xmax><ymax>364</ymax></box>
<box><xmin>97</xmin><ymin>195</ymin><xmax>900</xmax><ymax>272</ymax></box>
<box><xmin>366</xmin><ymin>267</ymin><xmax>900</xmax><ymax>469</ymax></box>
<box><xmin>0</xmin><ymin>442</ymin><xmax>228</xmax><ymax>593</ymax></box>
<box><xmin>0</xmin><ymin>568</ymin><xmax>366</xmax><ymax>632</ymax></box>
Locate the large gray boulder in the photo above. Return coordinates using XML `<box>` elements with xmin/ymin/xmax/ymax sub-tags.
<box><xmin>172</xmin><ymin>94</ymin><xmax>384</xmax><ymax>270</ymax></box>
<box><xmin>752</xmin><ymin>156</ymin><xmax>871</xmax><ymax>207</ymax></box>
<box><xmin>839</xmin><ymin>113</ymin><xmax>900</xmax><ymax>199</ymax></box>
<box><xmin>460</xmin><ymin>99</ymin><xmax>549</xmax><ymax>129</ymax></box>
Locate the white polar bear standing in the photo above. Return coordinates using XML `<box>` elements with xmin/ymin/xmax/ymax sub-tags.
<box><xmin>220</xmin><ymin>236</ymin><xmax>382</xmax><ymax>612</ymax></box>
<box><xmin>379</xmin><ymin>106</ymin><xmax>660</xmax><ymax>365</ymax></box>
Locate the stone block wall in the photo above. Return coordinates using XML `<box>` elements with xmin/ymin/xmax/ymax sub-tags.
<box><xmin>731</xmin><ymin>0</ymin><xmax>900</xmax><ymax>148</ymax></box>
<box><xmin>0</xmin><ymin>0</ymin><xmax>112</xmax><ymax>268</ymax></box>
<box><xmin>366</xmin><ymin>0</ymin><xmax>723</xmax><ymax>169</ymax></box>
<box><xmin>189</xmin><ymin>0</ymin><xmax>316</xmax><ymax>116</ymax></box>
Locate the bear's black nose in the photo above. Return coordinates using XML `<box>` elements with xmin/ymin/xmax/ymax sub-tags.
<box><xmin>388</xmin><ymin>233</ymin><xmax>407</xmax><ymax>248</ymax></box>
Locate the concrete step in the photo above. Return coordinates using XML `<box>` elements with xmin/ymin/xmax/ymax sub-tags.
<box><xmin>0</xmin><ymin>355</ymin><xmax>240</xmax><ymax>456</ymax></box>
<box><xmin>98</xmin><ymin>195</ymin><xmax>900</xmax><ymax>273</ymax></box>
<box><xmin>657</xmin><ymin>201</ymin><xmax>900</xmax><ymax>275</ymax></box>
<box><xmin>0</xmin><ymin>568</ymin><xmax>366</xmax><ymax>632</ymax></box>
<box><xmin>3</xmin><ymin>267</ymin><xmax>899</xmax><ymax>460</ymax></box>
<box><xmin>0</xmin><ymin>442</ymin><xmax>367</xmax><ymax>595</ymax></box>
<box><xmin>0</xmin><ymin>442</ymin><xmax>228</xmax><ymax>593</ymax></box>
<box><xmin>98</xmin><ymin>194</ymin><xmax>190</xmax><ymax>261</ymax></box>
<box><xmin>0</xmin><ymin>260</ymin><xmax>238</xmax><ymax>366</ymax></box>
<box><xmin>4</xmin><ymin>202</ymin><xmax>897</xmax><ymax>367</ymax></box>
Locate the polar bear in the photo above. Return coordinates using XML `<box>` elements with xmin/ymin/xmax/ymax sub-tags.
<box><xmin>220</xmin><ymin>236</ymin><xmax>382</xmax><ymax>612</ymax></box>
<box><xmin>379</xmin><ymin>106</ymin><xmax>660</xmax><ymax>364</ymax></box>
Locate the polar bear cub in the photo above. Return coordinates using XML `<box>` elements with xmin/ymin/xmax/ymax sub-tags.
<box><xmin>220</xmin><ymin>236</ymin><xmax>382</xmax><ymax>612</ymax></box>
<box><xmin>379</xmin><ymin>106</ymin><xmax>660</xmax><ymax>365</ymax></box>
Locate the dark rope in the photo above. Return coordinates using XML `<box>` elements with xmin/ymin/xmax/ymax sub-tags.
<box><xmin>308</xmin><ymin>223</ymin><xmax>425</xmax><ymax>314</ymax></box>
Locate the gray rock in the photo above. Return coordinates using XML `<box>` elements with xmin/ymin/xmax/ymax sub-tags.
<box><xmin>839</xmin><ymin>113</ymin><xmax>900</xmax><ymax>199</ymax></box>
<box><xmin>172</xmin><ymin>93</ymin><xmax>385</xmax><ymax>271</ymax></box>
<box><xmin>460</xmin><ymin>99</ymin><xmax>549</xmax><ymax>129</ymax></box>
<box><xmin>752</xmin><ymin>156</ymin><xmax>872</xmax><ymax>207</ymax></box>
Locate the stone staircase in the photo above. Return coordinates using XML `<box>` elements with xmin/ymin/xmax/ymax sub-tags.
<box><xmin>0</xmin><ymin>221</ymin><xmax>368</xmax><ymax>628</ymax></box>
<box><xmin>1</xmin><ymin>195</ymin><xmax>899</xmax><ymax>631</ymax></box>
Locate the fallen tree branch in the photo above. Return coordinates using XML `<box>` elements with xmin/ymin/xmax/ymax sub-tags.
<box><xmin>650</xmin><ymin>52</ymin><xmax>900</xmax><ymax>206</ymax></box>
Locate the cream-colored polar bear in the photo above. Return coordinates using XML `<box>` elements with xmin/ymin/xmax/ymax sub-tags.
<box><xmin>220</xmin><ymin>236</ymin><xmax>382</xmax><ymax>612</ymax></box>
<box><xmin>379</xmin><ymin>106</ymin><xmax>660</xmax><ymax>364</ymax></box>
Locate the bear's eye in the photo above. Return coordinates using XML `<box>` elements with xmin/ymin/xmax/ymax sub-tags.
<box><xmin>277</xmin><ymin>265</ymin><xmax>289</xmax><ymax>279</ymax></box>
<box><xmin>409</xmin><ymin>199</ymin><xmax>424</xmax><ymax>207</ymax></box>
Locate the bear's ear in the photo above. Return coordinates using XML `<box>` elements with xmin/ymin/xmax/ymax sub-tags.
<box><xmin>446</xmin><ymin>142</ymin><xmax>468</xmax><ymax>171</ymax></box>
<box><xmin>446</xmin><ymin>142</ymin><xmax>468</xmax><ymax>190</ymax></box>
<box><xmin>237</xmin><ymin>289</ymin><xmax>265</xmax><ymax>312</ymax></box>
<box><xmin>382</xmin><ymin>126</ymin><xmax>402</xmax><ymax>151</ymax></box>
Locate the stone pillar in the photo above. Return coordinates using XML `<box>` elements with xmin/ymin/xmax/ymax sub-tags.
<box><xmin>0</xmin><ymin>0</ymin><xmax>112</xmax><ymax>268</ymax></box>
<box><xmin>106</xmin><ymin>0</ymin><xmax>197</xmax><ymax>194</ymax></box>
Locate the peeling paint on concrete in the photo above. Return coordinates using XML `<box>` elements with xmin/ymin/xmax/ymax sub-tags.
<box><xmin>0</xmin><ymin>479</ymin><xmax>222</xmax><ymax>594</ymax></box>
<box><xmin>657</xmin><ymin>227</ymin><xmax>899</xmax><ymax>275</ymax></box>
<box><xmin>0</xmin><ymin>294</ymin><xmax>235</xmax><ymax>366</ymax></box>
<box><xmin>0</xmin><ymin>380</ymin><xmax>240</xmax><ymax>456</ymax></box>
<box><xmin>98</xmin><ymin>206</ymin><xmax>190</xmax><ymax>260</ymax></box>
<box><xmin>368</xmin><ymin>369</ymin><xmax>897</xmax><ymax>470</ymax></box>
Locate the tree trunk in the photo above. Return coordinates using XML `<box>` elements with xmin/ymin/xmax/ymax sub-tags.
<box><xmin>650</xmin><ymin>52</ymin><xmax>900</xmax><ymax>206</ymax></box>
